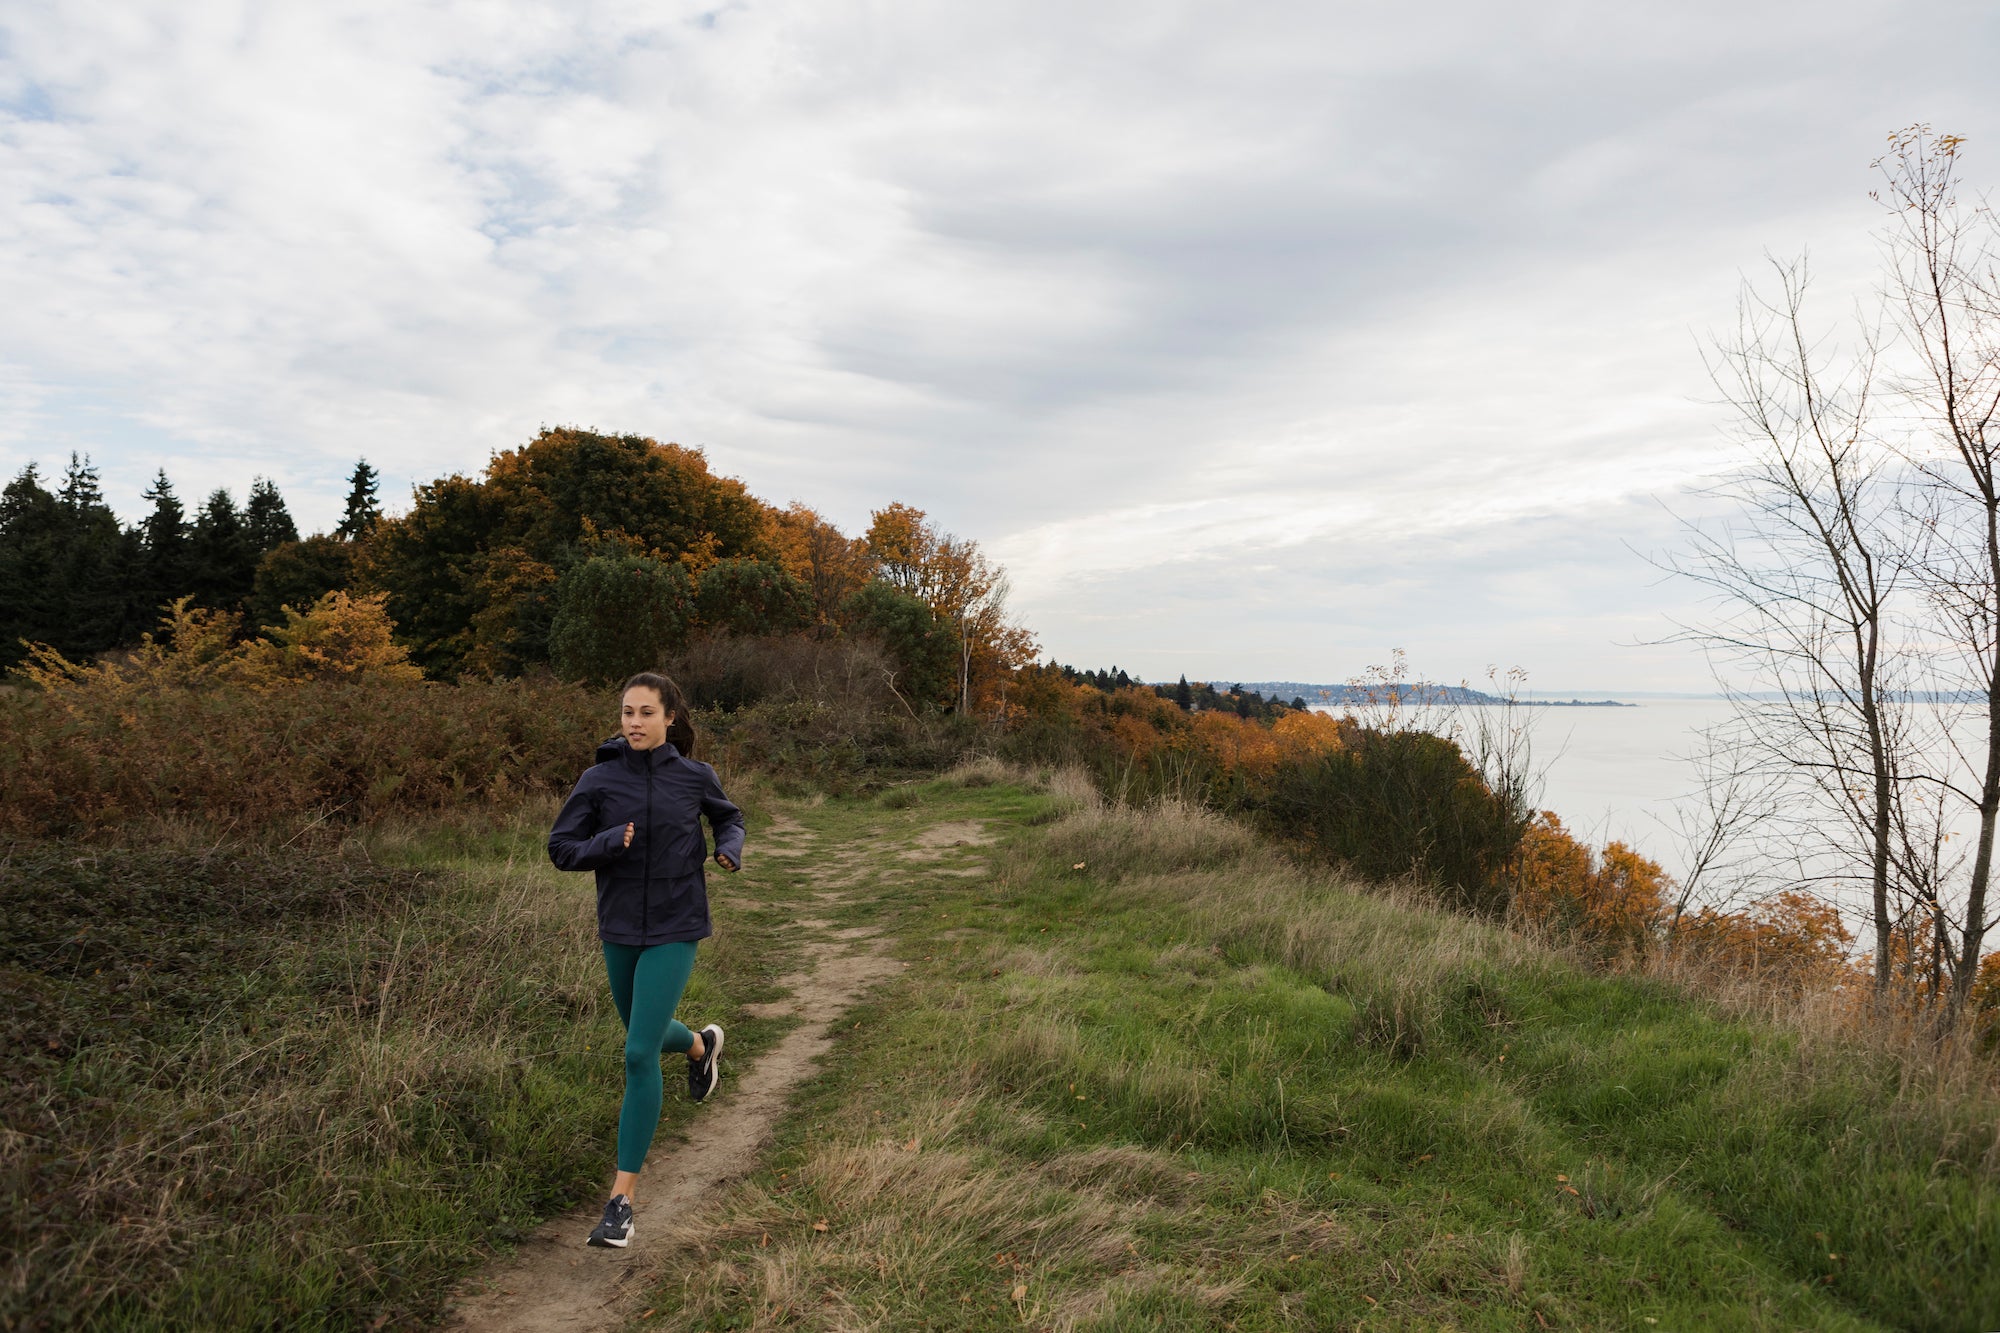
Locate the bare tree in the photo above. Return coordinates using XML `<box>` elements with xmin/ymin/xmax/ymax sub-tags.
<box><xmin>1659</xmin><ymin>722</ymin><xmax>1782</xmax><ymax>938</ymax></box>
<box><xmin>1875</xmin><ymin>126</ymin><xmax>2000</xmax><ymax>1022</ymax></box>
<box><xmin>1672</xmin><ymin>254</ymin><xmax>1915</xmax><ymax>992</ymax></box>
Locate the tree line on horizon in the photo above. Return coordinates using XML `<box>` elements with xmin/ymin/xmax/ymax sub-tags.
<box><xmin>0</xmin><ymin>456</ymin><xmax>385</xmax><ymax>667</ymax></box>
<box><xmin>0</xmin><ymin>428</ymin><xmax>1035</xmax><ymax>711</ymax></box>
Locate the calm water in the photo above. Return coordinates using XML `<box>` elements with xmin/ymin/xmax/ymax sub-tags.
<box><xmin>1312</xmin><ymin>700</ymin><xmax>1737</xmax><ymax>878</ymax></box>
<box><xmin>1524</xmin><ymin>700</ymin><xmax>1737</xmax><ymax>872</ymax></box>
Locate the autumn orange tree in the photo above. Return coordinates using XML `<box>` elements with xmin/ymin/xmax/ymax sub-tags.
<box><xmin>770</xmin><ymin>503</ymin><xmax>873</xmax><ymax>632</ymax></box>
<box><xmin>863</xmin><ymin>502</ymin><xmax>1037</xmax><ymax>711</ymax></box>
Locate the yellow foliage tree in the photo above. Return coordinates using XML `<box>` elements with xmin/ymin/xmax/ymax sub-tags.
<box><xmin>15</xmin><ymin>593</ymin><xmax>421</xmax><ymax>695</ymax></box>
<box><xmin>241</xmin><ymin>591</ymin><xmax>424</xmax><ymax>684</ymax></box>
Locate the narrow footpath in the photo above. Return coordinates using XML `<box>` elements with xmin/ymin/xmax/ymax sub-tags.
<box><xmin>441</xmin><ymin>800</ymin><xmax>978</xmax><ymax>1333</ymax></box>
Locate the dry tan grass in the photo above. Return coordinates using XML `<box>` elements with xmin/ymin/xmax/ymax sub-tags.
<box><xmin>938</xmin><ymin>754</ymin><xmax>1026</xmax><ymax>789</ymax></box>
<box><xmin>650</xmin><ymin>1087</ymin><xmax>1171</xmax><ymax>1332</ymax></box>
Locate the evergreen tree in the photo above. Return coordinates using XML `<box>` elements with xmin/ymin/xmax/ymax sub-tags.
<box><xmin>134</xmin><ymin>470</ymin><xmax>191</xmax><ymax>630</ymax></box>
<box><xmin>335</xmin><ymin>459</ymin><xmax>381</xmax><ymax>540</ymax></box>
<box><xmin>1174</xmin><ymin>675</ymin><xmax>1193</xmax><ymax>710</ymax></box>
<box><xmin>694</xmin><ymin>558</ymin><xmax>813</xmax><ymax>637</ymax></box>
<box><xmin>52</xmin><ymin>453</ymin><xmax>131</xmax><ymax>657</ymax></box>
<box><xmin>243</xmin><ymin>476</ymin><xmax>299</xmax><ymax>553</ymax></box>
<box><xmin>841</xmin><ymin>582</ymin><xmax>959</xmax><ymax>709</ymax></box>
<box><xmin>250</xmin><ymin>534</ymin><xmax>354</xmax><ymax>629</ymax></box>
<box><xmin>0</xmin><ymin>464</ymin><xmax>61</xmax><ymax>668</ymax></box>
<box><xmin>546</xmin><ymin>555</ymin><xmax>695</xmax><ymax>686</ymax></box>
<box><xmin>188</xmin><ymin>489</ymin><xmax>257</xmax><ymax>613</ymax></box>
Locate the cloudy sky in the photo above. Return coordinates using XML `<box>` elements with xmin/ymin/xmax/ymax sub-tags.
<box><xmin>5</xmin><ymin>1</ymin><xmax>1998</xmax><ymax>691</ymax></box>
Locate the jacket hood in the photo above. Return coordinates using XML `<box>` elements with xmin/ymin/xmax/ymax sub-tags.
<box><xmin>594</xmin><ymin>735</ymin><xmax>685</xmax><ymax>766</ymax></box>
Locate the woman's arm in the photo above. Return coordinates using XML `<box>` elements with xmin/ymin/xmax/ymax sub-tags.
<box><xmin>547</xmin><ymin>776</ymin><xmax>633</xmax><ymax>872</ymax></box>
<box><xmin>701</xmin><ymin>769</ymin><xmax>746</xmax><ymax>872</ymax></box>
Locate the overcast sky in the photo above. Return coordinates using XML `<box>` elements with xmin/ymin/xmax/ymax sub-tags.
<box><xmin>5</xmin><ymin>1</ymin><xmax>1999</xmax><ymax>691</ymax></box>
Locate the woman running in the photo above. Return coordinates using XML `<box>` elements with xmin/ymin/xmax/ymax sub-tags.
<box><xmin>548</xmin><ymin>671</ymin><xmax>745</xmax><ymax>1249</ymax></box>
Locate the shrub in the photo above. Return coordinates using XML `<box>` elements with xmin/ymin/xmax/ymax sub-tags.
<box><xmin>664</xmin><ymin>633</ymin><xmax>900</xmax><ymax>714</ymax></box>
<box><xmin>16</xmin><ymin>592</ymin><xmax>420</xmax><ymax>692</ymax></box>
<box><xmin>0</xmin><ymin>677</ymin><xmax>606</xmax><ymax>839</ymax></box>
<box><xmin>1257</xmin><ymin>729</ymin><xmax>1528</xmax><ymax>916</ymax></box>
<box><xmin>840</xmin><ymin>582</ymin><xmax>959</xmax><ymax>710</ymax></box>
<box><xmin>694</xmin><ymin>558</ymin><xmax>812</xmax><ymax>637</ymax></box>
<box><xmin>546</xmin><ymin>554</ymin><xmax>695</xmax><ymax>686</ymax></box>
<box><xmin>1510</xmin><ymin>811</ymin><xmax>1672</xmax><ymax>960</ymax></box>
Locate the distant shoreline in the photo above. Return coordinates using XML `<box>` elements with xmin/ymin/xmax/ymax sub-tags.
<box><xmin>1234</xmin><ymin>682</ymin><xmax>1635</xmax><ymax>708</ymax></box>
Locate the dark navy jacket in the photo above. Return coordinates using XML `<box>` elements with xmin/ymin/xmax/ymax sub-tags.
<box><xmin>547</xmin><ymin>738</ymin><xmax>746</xmax><ymax>946</ymax></box>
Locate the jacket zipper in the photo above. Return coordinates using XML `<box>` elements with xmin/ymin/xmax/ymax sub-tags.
<box><xmin>642</xmin><ymin>751</ymin><xmax>652</xmax><ymax>940</ymax></box>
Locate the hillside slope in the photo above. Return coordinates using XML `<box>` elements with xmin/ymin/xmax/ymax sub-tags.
<box><xmin>641</xmin><ymin>770</ymin><xmax>1997</xmax><ymax>1332</ymax></box>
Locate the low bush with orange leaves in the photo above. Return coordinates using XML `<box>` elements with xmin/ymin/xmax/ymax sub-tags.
<box><xmin>1508</xmin><ymin>812</ymin><xmax>1672</xmax><ymax>960</ymax></box>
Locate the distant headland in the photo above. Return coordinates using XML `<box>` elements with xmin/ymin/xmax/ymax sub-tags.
<box><xmin>1236</xmin><ymin>682</ymin><xmax>1634</xmax><ymax>708</ymax></box>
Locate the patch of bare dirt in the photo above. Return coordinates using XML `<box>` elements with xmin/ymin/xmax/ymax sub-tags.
<box><xmin>915</xmin><ymin>821</ymin><xmax>995</xmax><ymax>849</ymax></box>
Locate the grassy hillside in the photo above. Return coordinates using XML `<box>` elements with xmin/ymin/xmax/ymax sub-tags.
<box><xmin>6</xmin><ymin>770</ymin><xmax>1995</xmax><ymax>1330</ymax></box>
<box><xmin>652</xmin><ymin>770</ymin><xmax>1999</xmax><ymax>1332</ymax></box>
<box><xmin>0</xmin><ymin>806</ymin><xmax>806</xmax><ymax>1331</ymax></box>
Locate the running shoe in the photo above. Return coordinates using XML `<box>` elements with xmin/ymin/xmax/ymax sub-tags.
<box><xmin>688</xmin><ymin>1023</ymin><xmax>724</xmax><ymax>1102</ymax></box>
<box><xmin>586</xmin><ymin>1193</ymin><xmax>634</xmax><ymax>1248</ymax></box>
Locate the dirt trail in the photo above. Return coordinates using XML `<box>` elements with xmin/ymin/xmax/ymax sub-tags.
<box><xmin>445</xmin><ymin>940</ymin><xmax>902</xmax><ymax>1332</ymax></box>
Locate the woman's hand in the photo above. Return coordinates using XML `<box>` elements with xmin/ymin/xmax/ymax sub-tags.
<box><xmin>623</xmin><ymin>822</ymin><xmax>635</xmax><ymax>848</ymax></box>
<box><xmin>715</xmin><ymin>851</ymin><xmax>738</xmax><ymax>872</ymax></box>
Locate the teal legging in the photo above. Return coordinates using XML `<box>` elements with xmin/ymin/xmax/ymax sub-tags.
<box><xmin>602</xmin><ymin>941</ymin><xmax>699</xmax><ymax>1173</ymax></box>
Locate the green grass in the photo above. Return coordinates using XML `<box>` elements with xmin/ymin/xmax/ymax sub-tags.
<box><xmin>0</xmin><ymin>795</ymin><xmax>810</xmax><ymax>1331</ymax></box>
<box><xmin>9</xmin><ymin>770</ymin><xmax>1995</xmax><ymax>1330</ymax></box>
<box><xmin>645</xmin><ymin>775</ymin><xmax>2000</xmax><ymax>1331</ymax></box>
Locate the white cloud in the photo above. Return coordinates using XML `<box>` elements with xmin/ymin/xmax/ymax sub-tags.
<box><xmin>2</xmin><ymin>0</ymin><xmax>1998</xmax><ymax>688</ymax></box>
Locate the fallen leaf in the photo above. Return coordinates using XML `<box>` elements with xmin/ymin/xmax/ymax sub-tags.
<box><xmin>1012</xmin><ymin>1284</ymin><xmax>1028</xmax><ymax>1302</ymax></box>
<box><xmin>903</xmin><ymin>1138</ymin><xmax>919</xmax><ymax>1152</ymax></box>
<box><xmin>640</xmin><ymin>1310</ymin><xmax>655</xmax><ymax>1320</ymax></box>
<box><xmin>1555</xmin><ymin>1174</ymin><xmax>1569</xmax><ymax>1182</ymax></box>
<box><xmin>1286</xmin><ymin>1254</ymin><xmax>1299</xmax><ymax>1263</ymax></box>
<box><xmin>1361</xmin><ymin>1294</ymin><xmax>1377</xmax><ymax>1306</ymax></box>
<box><xmin>760</xmin><ymin>1233</ymin><xmax>769</xmax><ymax>1247</ymax></box>
<box><xmin>1417</xmin><ymin>1154</ymin><xmax>1434</xmax><ymax>1162</ymax></box>
<box><xmin>1072</xmin><ymin>862</ymin><xmax>1086</xmax><ymax>870</ymax></box>
<box><xmin>813</xmin><ymin>1219</ymin><xmax>830</xmax><ymax>1233</ymax></box>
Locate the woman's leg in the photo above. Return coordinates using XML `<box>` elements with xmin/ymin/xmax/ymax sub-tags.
<box><xmin>614</xmin><ymin>941</ymin><xmax>699</xmax><ymax>1175</ymax></box>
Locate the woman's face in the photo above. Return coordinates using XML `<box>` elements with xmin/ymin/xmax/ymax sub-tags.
<box><xmin>621</xmin><ymin>686</ymin><xmax>674</xmax><ymax>751</ymax></box>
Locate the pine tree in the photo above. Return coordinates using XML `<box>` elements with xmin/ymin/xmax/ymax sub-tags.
<box><xmin>134</xmin><ymin>470</ymin><xmax>190</xmax><ymax>630</ymax></box>
<box><xmin>335</xmin><ymin>459</ymin><xmax>381</xmax><ymax>540</ymax></box>
<box><xmin>244</xmin><ymin>476</ymin><xmax>299</xmax><ymax>553</ymax></box>
<box><xmin>52</xmin><ymin>453</ymin><xmax>131</xmax><ymax>656</ymax></box>
<box><xmin>0</xmin><ymin>464</ymin><xmax>61</xmax><ymax>668</ymax></box>
<box><xmin>1174</xmin><ymin>674</ymin><xmax>1193</xmax><ymax>711</ymax></box>
<box><xmin>189</xmin><ymin>489</ymin><xmax>257</xmax><ymax>613</ymax></box>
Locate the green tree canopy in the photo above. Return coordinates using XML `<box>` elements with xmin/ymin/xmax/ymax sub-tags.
<box><xmin>546</xmin><ymin>555</ymin><xmax>696</xmax><ymax>687</ymax></box>
<box><xmin>840</xmin><ymin>581</ymin><xmax>959</xmax><ymax>711</ymax></box>
<box><xmin>695</xmin><ymin>558</ymin><xmax>812</xmax><ymax>637</ymax></box>
<box><xmin>361</xmin><ymin>428</ymin><xmax>773</xmax><ymax>677</ymax></box>
<box><xmin>244</xmin><ymin>477</ymin><xmax>299</xmax><ymax>552</ymax></box>
<box><xmin>335</xmin><ymin>459</ymin><xmax>381</xmax><ymax>540</ymax></box>
<box><xmin>135</xmin><ymin>470</ymin><xmax>189</xmax><ymax>624</ymax></box>
<box><xmin>188</xmin><ymin>489</ymin><xmax>257</xmax><ymax>614</ymax></box>
<box><xmin>251</xmin><ymin>534</ymin><xmax>355</xmax><ymax>629</ymax></box>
